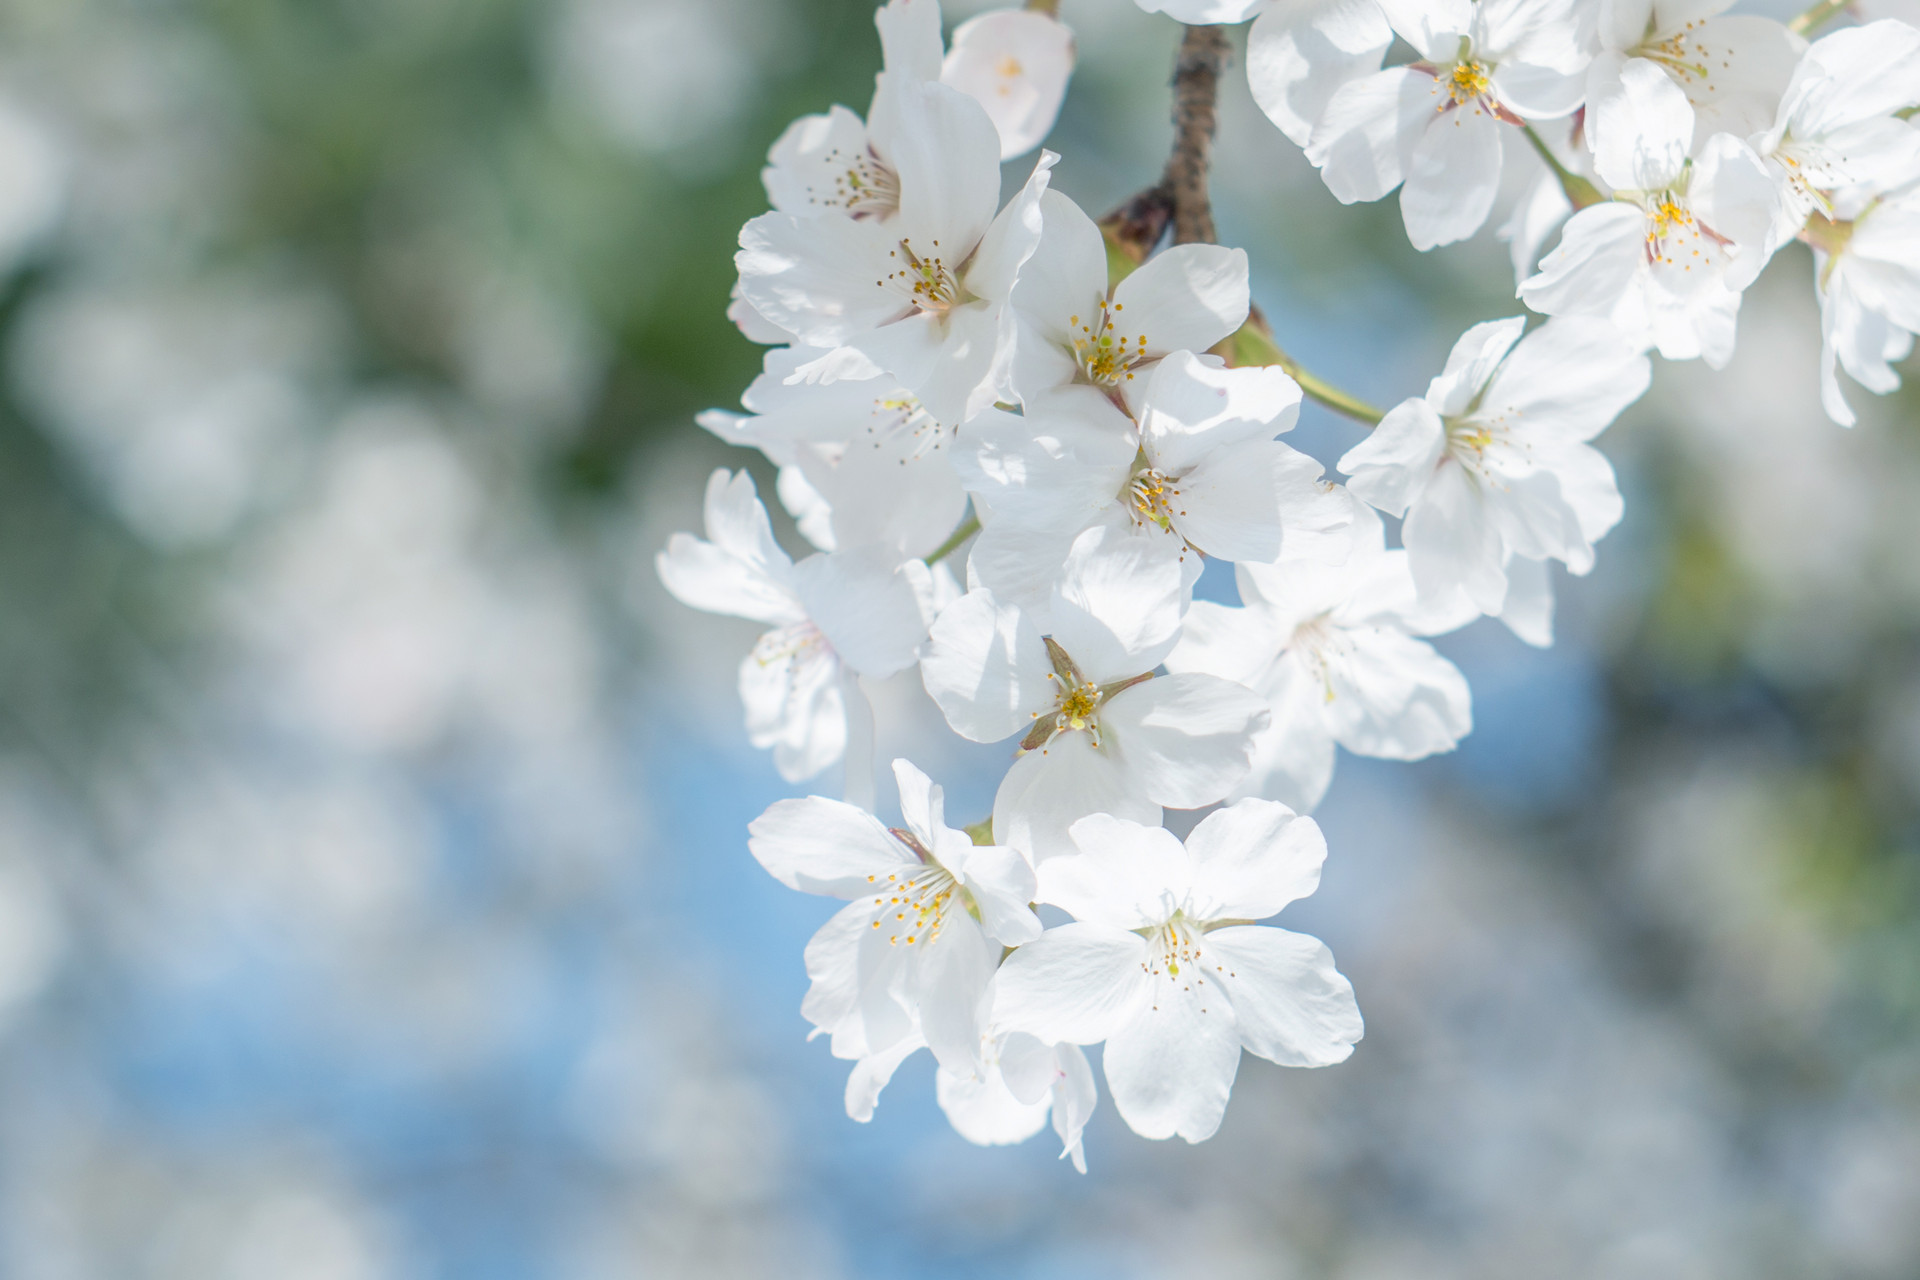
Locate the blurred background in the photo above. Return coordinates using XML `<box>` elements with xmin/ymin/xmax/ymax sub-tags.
<box><xmin>0</xmin><ymin>0</ymin><xmax>1916</xmax><ymax>1274</ymax></box>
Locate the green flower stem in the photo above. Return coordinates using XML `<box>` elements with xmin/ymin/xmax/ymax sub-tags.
<box><xmin>1789</xmin><ymin>0</ymin><xmax>1850</xmax><ymax>35</ymax></box>
<box><xmin>925</xmin><ymin>514</ymin><xmax>981</xmax><ymax>566</ymax></box>
<box><xmin>1522</xmin><ymin>124</ymin><xmax>1605</xmax><ymax>210</ymax></box>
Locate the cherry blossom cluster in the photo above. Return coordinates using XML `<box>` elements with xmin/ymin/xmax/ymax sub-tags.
<box><xmin>658</xmin><ymin>0</ymin><xmax>1920</xmax><ymax>1166</ymax></box>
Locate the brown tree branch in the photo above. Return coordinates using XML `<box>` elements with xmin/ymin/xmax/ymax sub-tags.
<box><xmin>1163</xmin><ymin>23</ymin><xmax>1229</xmax><ymax>246</ymax></box>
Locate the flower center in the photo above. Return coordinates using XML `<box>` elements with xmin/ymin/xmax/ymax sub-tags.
<box><xmin>1143</xmin><ymin>914</ymin><xmax>1204</xmax><ymax>982</ymax></box>
<box><xmin>827</xmin><ymin>147</ymin><xmax>901</xmax><ymax>219</ymax></box>
<box><xmin>1124</xmin><ymin>463</ymin><xmax>1182</xmax><ymax>533</ymax></box>
<box><xmin>1635</xmin><ymin>21</ymin><xmax>1710</xmax><ymax>83</ymax></box>
<box><xmin>886</xmin><ymin>239</ymin><xmax>963</xmax><ymax>315</ymax></box>
<box><xmin>864</xmin><ymin>858</ymin><xmax>960</xmax><ymax>948</ymax></box>
<box><xmin>751</xmin><ymin>620</ymin><xmax>826</xmax><ymax>667</ymax></box>
<box><xmin>867</xmin><ymin>392</ymin><xmax>949</xmax><ymax>461</ymax></box>
<box><xmin>1446</xmin><ymin>59</ymin><xmax>1491</xmax><ymax>105</ymax></box>
<box><xmin>1068</xmin><ymin>301</ymin><xmax>1148</xmax><ymax>386</ymax></box>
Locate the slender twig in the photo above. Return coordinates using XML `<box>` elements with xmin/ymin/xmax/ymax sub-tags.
<box><xmin>1789</xmin><ymin>0</ymin><xmax>1850</xmax><ymax>35</ymax></box>
<box><xmin>925</xmin><ymin>513</ymin><xmax>980</xmax><ymax>566</ymax></box>
<box><xmin>1164</xmin><ymin>24</ymin><xmax>1230</xmax><ymax>246</ymax></box>
<box><xmin>1521</xmin><ymin>123</ymin><xmax>1605</xmax><ymax>210</ymax></box>
<box><xmin>1023</xmin><ymin>0</ymin><xmax>1060</xmax><ymax>13</ymax></box>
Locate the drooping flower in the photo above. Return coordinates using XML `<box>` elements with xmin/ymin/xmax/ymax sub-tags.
<box><xmin>920</xmin><ymin>523</ymin><xmax>1267</xmax><ymax>862</ymax></box>
<box><xmin>1163</xmin><ymin>502</ymin><xmax>1473</xmax><ymax>813</ymax></box>
<box><xmin>656</xmin><ymin>470</ymin><xmax>932</xmax><ymax>784</ymax></box>
<box><xmin>956</xmin><ymin>352</ymin><xmax>1350</xmax><ymax>616</ymax></box>
<box><xmin>1519</xmin><ymin>60</ymin><xmax>1778</xmax><ymax>366</ymax></box>
<box><xmin>991</xmin><ymin>802</ymin><xmax>1363</xmax><ymax>1143</ymax></box>
<box><xmin>1338</xmin><ymin>317</ymin><xmax>1648</xmax><ymax>616</ymax></box>
<box><xmin>1751</xmin><ymin>21</ymin><xmax>1920</xmax><ymax>252</ymax></box>
<box><xmin>1806</xmin><ymin>185</ymin><xmax>1920</xmax><ymax>425</ymax></box>
<box><xmin>747</xmin><ymin>758</ymin><xmax>1041</xmax><ymax>1079</ymax></box>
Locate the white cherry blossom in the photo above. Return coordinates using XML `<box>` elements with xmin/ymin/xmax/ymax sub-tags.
<box><xmin>1338</xmin><ymin>317</ymin><xmax>1648</xmax><ymax>616</ymax></box>
<box><xmin>1306</xmin><ymin>0</ymin><xmax>1591</xmax><ymax>249</ymax></box>
<box><xmin>1520</xmin><ymin>60</ymin><xmax>1778</xmax><ymax>366</ymax></box>
<box><xmin>1808</xmin><ymin>183</ymin><xmax>1920</xmax><ymax>425</ymax></box>
<box><xmin>1164</xmin><ymin>503</ymin><xmax>1473</xmax><ymax>813</ymax></box>
<box><xmin>941</xmin><ymin>8</ymin><xmax>1075</xmax><ymax>161</ymax></box>
<box><xmin>956</xmin><ymin>352</ymin><xmax>1350</xmax><ymax>616</ymax></box>
<box><xmin>1248</xmin><ymin>0</ymin><xmax>1396</xmax><ymax>148</ymax></box>
<box><xmin>747</xmin><ymin>758</ymin><xmax>1041</xmax><ymax>1082</ymax></box>
<box><xmin>1752</xmin><ymin>22</ymin><xmax>1920</xmax><ymax>252</ymax></box>
<box><xmin>737</xmin><ymin>73</ymin><xmax>1054</xmax><ymax>422</ymax></box>
<box><xmin>921</xmin><ymin>523</ymin><xmax>1267</xmax><ymax>862</ymax></box>
<box><xmin>1006</xmin><ymin>190</ymin><xmax>1249</xmax><ymax>401</ymax></box>
<box><xmin>991</xmin><ymin>802</ymin><xmax>1363</xmax><ymax>1143</ymax></box>
<box><xmin>656</xmin><ymin>470</ymin><xmax>932</xmax><ymax>784</ymax></box>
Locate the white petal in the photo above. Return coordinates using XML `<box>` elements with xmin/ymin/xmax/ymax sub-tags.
<box><xmin>1186</xmin><ymin>798</ymin><xmax>1328</xmax><ymax>923</ymax></box>
<box><xmin>1110</xmin><ymin>245</ymin><xmax>1251</xmax><ymax>358</ymax></box>
<box><xmin>846</xmin><ymin>1036</ymin><xmax>926</xmax><ymax>1123</ymax></box>
<box><xmin>1497</xmin><ymin>553</ymin><xmax>1556</xmax><ymax>646</ymax></box>
<box><xmin>736</xmin><ymin>212</ymin><xmax>903</xmax><ymax>347</ymax></box>
<box><xmin>1307</xmin><ymin>66</ymin><xmax>1429</xmax><ymax>204</ymax></box>
<box><xmin>965</xmin><ymin>149</ymin><xmax>1058</xmax><ymax>305</ymax></box>
<box><xmin>1006</xmin><ymin>188</ymin><xmax>1108</xmax><ymax>396</ymax></box>
<box><xmin>1048</xmin><ymin>521</ymin><xmax>1192</xmax><ymax>684</ymax></box>
<box><xmin>941</xmin><ymin>10</ymin><xmax>1075</xmax><ymax>161</ymax></box>
<box><xmin>936</xmin><ymin>1061</ymin><xmax>1052</xmax><ymax>1146</ymax></box>
<box><xmin>1163</xmin><ymin>599</ymin><xmax>1282</xmax><ymax>689</ymax></box>
<box><xmin>989</xmin><ymin>922</ymin><xmax>1152</xmax><ymax>1044</ymax></box>
<box><xmin>792</xmin><ymin>548</ymin><xmax>931</xmax><ymax>678</ymax></box>
<box><xmin>740</xmin><ymin>646</ymin><xmax>848</xmax><ymax>782</ymax></box>
<box><xmin>1101</xmin><ymin>673</ymin><xmax>1268</xmax><ymax>810</ymax></box>
<box><xmin>874</xmin><ymin>0</ymin><xmax>943</xmax><ymax>81</ymax></box>
<box><xmin>762</xmin><ymin>106</ymin><xmax>873</xmax><ymax>218</ymax></box>
<box><xmin>1103</xmin><ymin>980</ymin><xmax>1241</xmax><ymax>1142</ymax></box>
<box><xmin>1050</xmin><ymin>1043</ymin><xmax>1098</xmax><ymax>1172</ymax></box>
<box><xmin>992</xmin><ymin>732</ymin><xmax>1161</xmax><ymax>865</ymax></box>
<box><xmin>1403</xmin><ymin>460</ymin><xmax>1507</xmax><ymax>614</ymax></box>
<box><xmin>1206</xmin><ymin>925</ymin><xmax>1363</xmax><ymax>1068</ymax></box>
<box><xmin>916</xmin><ymin>913</ymin><xmax>998</xmax><ymax>1075</ymax></box>
<box><xmin>1337</xmin><ymin>396</ymin><xmax>1445</xmax><ymax>518</ymax></box>
<box><xmin>801</xmin><ymin>899</ymin><xmax>880</xmax><ymax>1053</ymax></box>
<box><xmin>1041</xmin><ymin>814</ymin><xmax>1190</xmax><ymax>931</ymax></box>
<box><xmin>1424</xmin><ymin>316</ymin><xmax>1527</xmax><ymax>417</ymax></box>
<box><xmin>1138</xmin><ymin>351</ymin><xmax>1302</xmax><ymax>475</ymax></box>
<box><xmin>1588</xmin><ymin>57</ymin><xmax>1693</xmax><ymax>193</ymax></box>
<box><xmin>920</xmin><ymin>589</ymin><xmax>1055</xmax><ymax>742</ymax></box>
<box><xmin>1247</xmin><ymin>0</ymin><xmax>1394</xmax><ymax>148</ymax></box>
<box><xmin>1400</xmin><ymin>106</ymin><xmax>1503</xmax><ymax>251</ymax></box>
<box><xmin>748</xmin><ymin>796</ymin><xmax>914</xmax><ymax>897</ymax></box>
<box><xmin>951</xmin><ymin>840</ymin><xmax>1042</xmax><ymax>946</ymax></box>
<box><xmin>1518</xmin><ymin>201</ymin><xmax>1649</xmax><ymax>320</ymax></box>
<box><xmin>1479</xmin><ymin>317</ymin><xmax>1651</xmax><ymax>442</ymax></box>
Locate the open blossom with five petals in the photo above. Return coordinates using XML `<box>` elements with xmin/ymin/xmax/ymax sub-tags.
<box><xmin>748</xmin><ymin>758</ymin><xmax>1042</xmax><ymax>1084</ymax></box>
<box><xmin>1751</xmin><ymin>22</ymin><xmax>1920</xmax><ymax>253</ymax></box>
<box><xmin>656</xmin><ymin>470</ymin><xmax>932</xmax><ymax>783</ymax></box>
<box><xmin>1164</xmin><ymin>503</ymin><xmax>1473</xmax><ymax>813</ymax></box>
<box><xmin>1305</xmin><ymin>0</ymin><xmax>1590</xmax><ymax>250</ymax></box>
<box><xmin>1006</xmin><ymin>190</ymin><xmax>1249</xmax><ymax>400</ymax></box>
<box><xmin>700</xmin><ymin>346</ymin><xmax>967</xmax><ymax>562</ymax></box>
<box><xmin>737</xmin><ymin>71</ymin><xmax>1053</xmax><ymax>423</ymax></box>
<box><xmin>1338</xmin><ymin>317</ymin><xmax>1647</xmax><ymax>618</ymax></box>
<box><xmin>957</xmin><ymin>353</ymin><xmax>1351</xmax><ymax>616</ymax></box>
<box><xmin>991</xmin><ymin>802</ymin><xmax>1363</xmax><ymax>1143</ymax></box>
<box><xmin>1520</xmin><ymin>61</ymin><xmax>1778</xmax><ymax>366</ymax></box>
<box><xmin>922</xmin><ymin>524</ymin><xmax>1267</xmax><ymax>862</ymax></box>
